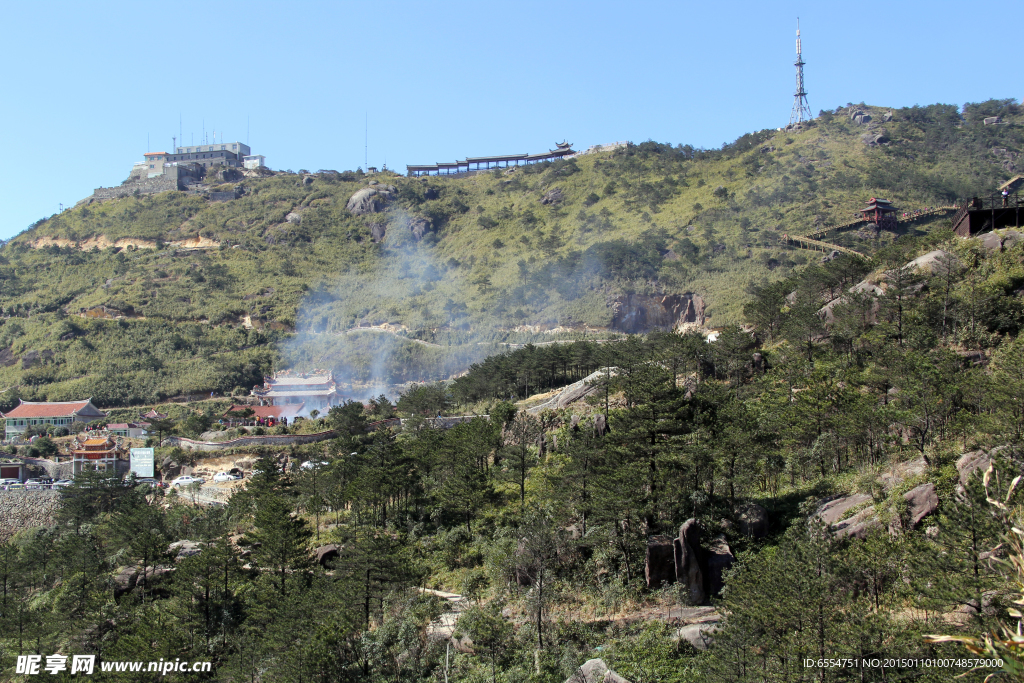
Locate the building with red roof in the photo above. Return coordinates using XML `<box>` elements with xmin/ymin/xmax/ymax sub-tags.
<box><xmin>2</xmin><ymin>399</ymin><xmax>106</xmax><ymax>440</ymax></box>
<box><xmin>68</xmin><ymin>434</ymin><xmax>127</xmax><ymax>475</ymax></box>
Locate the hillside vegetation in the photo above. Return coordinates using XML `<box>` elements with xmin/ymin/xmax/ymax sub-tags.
<box><xmin>2</xmin><ymin>214</ymin><xmax>1024</xmax><ymax>681</ymax></box>
<box><xmin>1</xmin><ymin>98</ymin><xmax>1022</xmax><ymax>407</ymax></box>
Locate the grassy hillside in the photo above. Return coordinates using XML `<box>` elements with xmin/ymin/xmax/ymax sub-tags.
<box><xmin>2</xmin><ymin>98</ymin><xmax>1021</xmax><ymax>406</ymax></box>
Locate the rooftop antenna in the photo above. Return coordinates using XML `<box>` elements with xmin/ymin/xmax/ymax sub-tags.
<box><xmin>179</xmin><ymin>113</ymin><xmax>182</xmax><ymax>150</ymax></box>
<box><xmin>788</xmin><ymin>18</ymin><xmax>812</xmax><ymax>126</ymax></box>
<box><xmin>364</xmin><ymin>113</ymin><xmax>368</xmax><ymax>170</ymax></box>
<box><xmin>173</xmin><ymin>136</ymin><xmax>176</xmax><ymax>152</ymax></box>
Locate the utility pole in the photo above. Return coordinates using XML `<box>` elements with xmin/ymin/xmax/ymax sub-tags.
<box><xmin>788</xmin><ymin>18</ymin><xmax>812</xmax><ymax>126</ymax></box>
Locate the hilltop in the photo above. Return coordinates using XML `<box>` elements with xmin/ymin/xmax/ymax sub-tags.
<box><xmin>1</xmin><ymin>97</ymin><xmax>1021</xmax><ymax>407</ymax></box>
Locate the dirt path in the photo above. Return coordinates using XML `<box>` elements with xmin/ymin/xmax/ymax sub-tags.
<box><xmin>419</xmin><ymin>588</ymin><xmax>469</xmax><ymax>640</ymax></box>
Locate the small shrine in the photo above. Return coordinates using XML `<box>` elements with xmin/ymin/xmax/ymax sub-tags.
<box><xmin>69</xmin><ymin>434</ymin><xmax>128</xmax><ymax>475</ymax></box>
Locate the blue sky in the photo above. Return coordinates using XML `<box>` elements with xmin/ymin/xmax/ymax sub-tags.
<box><xmin>2</xmin><ymin>0</ymin><xmax>1020</xmax><ymax>240</ymax></box>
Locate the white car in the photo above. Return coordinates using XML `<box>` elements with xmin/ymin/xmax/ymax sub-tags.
<box><xmin>51</xmin><ymin>480</ymin><xmax>74</xmax><ymax>488</ymax></box>
<box><xmin>170</xmin><ymin>475</ymin><xmax>205</xmax><ymax>487</ymax></box>
<box><xmin>212</xmin><ymin>472</ymin><xmax>241</xmax><ymax>482</ymax></box>
<box><xmin>300</xmin><ymin>460</ymin><xmax>328</xmax><ymax>471</ymax></box>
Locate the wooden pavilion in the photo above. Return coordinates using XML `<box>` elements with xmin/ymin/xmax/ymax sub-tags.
<box><xmin>861</xmin><ymin>198</ymin><xmax>899</xmax><ymax>229</ymax></box>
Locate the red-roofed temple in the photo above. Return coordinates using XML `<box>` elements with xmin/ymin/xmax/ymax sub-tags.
<box><xmin>69</xmin><ymin>435</ymin><xmax>128</xmax><ymax>475</ymax></box>
<box><xmin>2</xmin><ymin>399</ymin><xmax>106</xmax><ymax>441</ymax></box>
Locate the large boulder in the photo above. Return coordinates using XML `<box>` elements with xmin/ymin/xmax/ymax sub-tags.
<box><xmin>1003</xmin><ymin>230</ymin><xmax>1022</xmax><ymax>249</ymax></box>
<box><xmin>541</xmin><ymin>187</ymin><xmax>564</xmax><ymax>205</ymax></box>
<box><xmin>735</xmin><ymin>502</ymin><xmax>769</xmax><ymax>539</ymax></box>
<box><xmin>816</xmin><ymin>493</ymin><xmax>873</xmax><ymax>526</ymax></box>
<box><xmin>315</xmin><ymin>544</ymin><xmax>340</xmax><ymax>567</ymax></box>
<box><xmin>346</xmin><ymin>184</ymin><xmax>396</xmax><ymax>215</ymax></box>
<box><xmin>981</xmin><ymin>232</ymin><xmax>1003</xmax><ymax>254</ymax></box>
<box><xmin>370</xmin><ymin>222</ymin><xmax>387</xmax><ymax>242</ymax></box>
<box><xmin>409</xmin><ymin>216</ymin><xmax>431</xmax><ymax>240</ymax></box>
<box><xmin>565</xmin><ymin>658</ymin><xmax>632</xmax><ymax>683</ymax></box>
<box><xmin>816</xmin><ymin>493</ymin><xmax>880</xmax><ymax>539</ymax></box>
<box><xmin>878</xmin><ymin>456</ymin><xmax>927</xmax><ymax>491</ymax></box>
<box><xmin>903</xmin><ymin>483</ymin><xmax>938</xmax><ymax>528</ymax></box>
<box><xmin>905</xmin><ymin>249</ymin><xmax>959</xmax><ymax>276</ymax></box>
<box><xmin>674</xmin><ymin>520</ymin><xmax>705</xmax><ymax>604</ymax></box>
<box><xmin>705</xmin><ymin>536</ymin><xmax>735</xmax><ymax>596</ymax></box>
<box><xmin>834</xmin><ymin>506</ymin><xmax>880</xmax><ymax>540</ymax></box>
<box><xmin>678</xmin><ymin>621</ymin><xmax>719</xmax><ymax>651</ymax></box>
<box><xmin>957</xmin><ymin>448</ymin><xmax>996</xmax><ymax>486</ymax></box>
<box><xmin>645</xmin><ymin>536</ymin><xmax>676</xmax><ymax>588</ymax></box>
<box><xmin>285</xmin><ymin>211</ymin><xmax>302</xmax><ymax>224</ymax></box>
<box><xmin>168</xmin><ymin>540</ymin><xmax>204</xmax><ymax>561</ymax></box>
<box><xmin>113</xmin><ymin>565</ymin><xmax>140</xmax><ymax>598</ymax></box>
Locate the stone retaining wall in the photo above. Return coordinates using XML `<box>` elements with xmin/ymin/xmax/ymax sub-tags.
<box><xmin>0</xmin><ymin>490</ymin><xmax>60</xmax><ymax>541</ymax></box>
<box><xmin>164</xmin><ymin>430</ymin><xmax>340</xmax><ymax>452</ymax></box>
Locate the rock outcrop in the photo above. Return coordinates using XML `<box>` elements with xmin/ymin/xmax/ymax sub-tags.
<box><xmin>815</xmin><ymin>493</ymin><xmax>879</xmax><ymax>539</ymax></box>
<box><xmin>315</xmin><ymin>544</ymin><xmax>340</xmax><ymax>567</ymax></box>
<box><xmin>645</xmin><ymin>536</ymin><xmax>677</xmax><ymax>589</ymax></box>
<box><xmin>565</xmin><ymin>658</ymin><xmax>632</xmax><ymax>683</ymax></box>
<box><xmin>674</xmin><ymin>520</ymin><xmax>705</xmax><ymax>603</ymax></box>
<box><xmin>704</xmin><ymin>535</ymin><xmax>735</xmax><ymax>596</ymax></box>
<box><xmin>409</xmin><ymin>216</ymin><xmax>431</xmax><ymax>240</ymax></box>
<box><xmin>370</xmin><ymin>222</ymin><xmax>387</xmax><ymax>242</ymax></box>
<box><xmin>610</xmin><ymin>293</ymin><xmax>705</xmax><ymax>333</ymax></box>
<box><xmin>957</xmin><ymin>448</ymin><xmax>999</xmax><ymax>486</ymax></box>
<box><xmin>678</xmin><ymin>622</ymin><xmax>719</xmax><ymax>651</ymax></box>
<box><xmin>168</xmin><ymin>540</ymin><xmax>204</xmax><ymax>561</ymax></box>
<box><xmin>346</xmin><ymin>184</ymin><xmax>397</xmax><ymax>215</ymax></box>
<box><xmin>902</xmin><ymin>483</ymin><xmax>939</xmax><ymax>528</ymax></box>
<box><xmin>540</xmin><ymin>187</ymin><xmax>564</xmax><ymax>205</ymax></box>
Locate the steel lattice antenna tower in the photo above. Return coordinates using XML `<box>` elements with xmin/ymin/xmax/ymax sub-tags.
<box><xmin>788</xmin><ymin>19</ymin><xmax>812</xmax><ymax>126</ymax></box>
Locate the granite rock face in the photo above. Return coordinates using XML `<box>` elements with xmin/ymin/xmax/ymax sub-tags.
<box><xmin>346</xmin><ymin>184</ymin><xmax>397</xmax><ymax>215</ymax></box>
<box><xmin>610</xmin><ymin>293</ymin><xmax>705</xmax><ymax>333</ymax></box>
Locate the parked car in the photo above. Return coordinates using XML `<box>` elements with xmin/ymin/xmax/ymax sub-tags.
<box><xmin>300</xmin><ymin>460</ymin><xmax>328</xmax><ymax>471</ymax></box>
<box><xmin>0</xmin><ymin>478</ymin><xmax>21</xmax><ymax>488</ymax></box>
<box><xmin>212</xmin><ymin>472</ymin><xmax>241</xmax><ymax>482</ymax></box>
<box><xmin>170</xmin><ymin>475</ymin><xmax>205</xmax><ymax>488</ymax></box>
<box><xmin>24</xmin><ymin>479</ymin><xmax>48</xmax><ymax>489</ymax></box>
<box><xmin>6</xmin><ymin>483</ymin><xmax>24</xmax><ymax>490</ymax></box>
<box><xmin>51</xmin><ymin>480</ymin><xmax>74</xmax><ymax>488</ymax></box>
<box><xmin>133</xmin><ymin>477</ymin><xmax>164</xmax><ymax>488</ymax></box>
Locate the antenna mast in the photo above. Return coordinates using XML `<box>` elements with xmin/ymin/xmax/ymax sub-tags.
<box><xmin>364</xmin><ymin>113</ymin><xmax>368</xmax><ymax>170</ymax></box>
<box><xmin>788</xmin><ymin>18</ymin><xmax>813</xmax><ymax>126</ymax></box>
